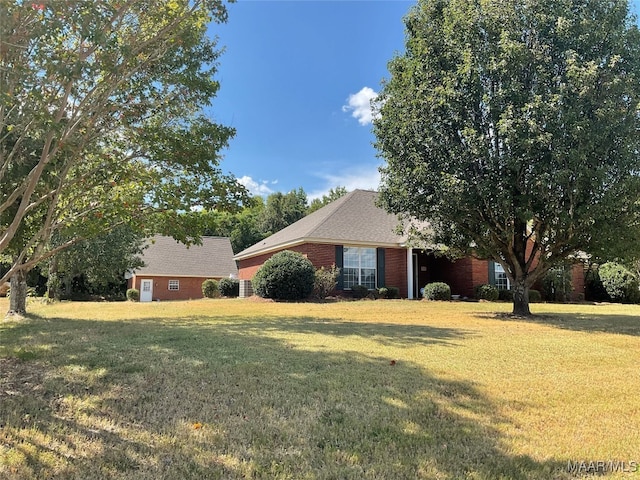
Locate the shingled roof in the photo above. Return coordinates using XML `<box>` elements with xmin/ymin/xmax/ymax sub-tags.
<box><xmin>135</xmin><ymin>236</ymin><xmax>238</xmax><ymax>278</ymax></box>
<box><xmin>235</xmin><ymin>189</ymin><xmax>412</xmax><ymax>261</ymax></box>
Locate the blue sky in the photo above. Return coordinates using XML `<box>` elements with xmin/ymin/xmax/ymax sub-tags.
<box><xmin>208</xmin><ymin>0</ymin><xmax>640</xmax><ymax>200</ymax></box>
<box><xmin>209</xmin><ymin>0</ymin><xmax>413</xmax><ymax>200</ymax></box>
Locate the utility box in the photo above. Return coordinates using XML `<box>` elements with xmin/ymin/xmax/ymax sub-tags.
<box><xmin>239</xmin><ymin>280</ymin><xmax>253</xmax><ymax>298</ymax></box>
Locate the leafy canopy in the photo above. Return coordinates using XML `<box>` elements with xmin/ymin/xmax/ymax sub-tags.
<box><xmin>0</xmin><ymin>0</ymin><xmax>245</xmax><ymax>292</ymax></box>
<box><xmin>374</xmin><ymin>0</ymin><xmax>640</xmax><ymax>315</ymax></box>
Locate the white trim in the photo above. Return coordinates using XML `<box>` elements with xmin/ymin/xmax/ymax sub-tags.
<box><xmin>234</xmin><ymin>238</ymin><xmax>405</xmax><ymax>261</ymax></box>
<box><xmin>407</xmin><ymin>249</ymin><xmax>414</xmax><ymax>299</ymax></box>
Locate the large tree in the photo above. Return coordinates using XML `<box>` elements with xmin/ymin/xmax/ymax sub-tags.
<box><xmin>0</xmin><ymin>0</ymin><xmax>246</xmax><ymax>314</ymax></box>
<box><xmin>374</xmin><ymin>0</ymin><xmax>640</xmax><ymax>315</ymax></box>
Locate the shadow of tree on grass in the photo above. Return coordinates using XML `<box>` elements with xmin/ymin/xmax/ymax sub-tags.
<box><xmin>0</xmin><ymin>314</ymin><xmax>575</xmax><ymax>479</ymax></box>
<box><xmin>475</xmin><ymin>309</ymin><xmax>640</xmax><ymax>336</ymax></box>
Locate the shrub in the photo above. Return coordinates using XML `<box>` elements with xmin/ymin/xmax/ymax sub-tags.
<box><xmin>313</xmin><ymin>265</ymin><xmax>340</xmax><ymax>299</ymax></box>
<box><xmin>585</xmin><ymin>266</ymin><xmax>609</xmax><ymax>301</ymax></box>
<box><xmin>474</xmin><ymin>284</ymin><xmax>499</xmax><ymax>301</ymax></box>
<box><xmin>423</xmin><ymin>282</ymin><xmax>451</xmax><ymax>301</ymax></box>
<box><xmin>387</xmin><ymin>286</ymin><xmax>400</xmax><ymax>299</ymax></box>
<box><xmin>498</xmin><ymin>289</ymin><xmax>513</xmax><ymax>301</ymax></box>
<box><xmin>529</xmin><ymin>289</ymin><xmax>542</xmax><ymax>303</ymax></box>
<box><xmin>202</xmin><ymin>279</ymin><xmax>219</xmax><ymax>298</ymax></box>
<box><xmin>541</xmin><ymin>266</ymin><xmax>573</xmax><ymax>302</ymax></box>
<box><xmin>252</xmin><ymin>250</ymin><xmax>315</xmax><ymax>300</ymax></box>
<box><xmin>350</xmin><ymin>284</ymin><xmax>371</xmax><ymax>299</ymax></box>
<box><xmin>126</xmin><ymin>288</ymin><xmax>139</xmax><ymax>302</ymax></box>
<box><xmin>219</xmin><ymin>278</ymin><xmax>240</xmax><ymax>297</ymax></box>
<box><xmin>377</xmin><ymin>287</ymin><xmax>388</xmax><ymax>299</ymax></box>
<box><xmin>598</xmin><ymin>262</ymin><xmax>640</xmax><ymax>303</ymax></box>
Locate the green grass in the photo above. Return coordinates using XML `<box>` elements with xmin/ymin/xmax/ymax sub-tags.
<box><xmin>1</xmin><ymin>298</ymin><xmax>639</xmax><ymax>479</ymax></box>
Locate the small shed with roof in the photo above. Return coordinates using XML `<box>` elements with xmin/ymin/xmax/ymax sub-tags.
<box><xmin>129</xmin><ymin>236</ymin><xmax>238</xmax><ymax>301</ymax></box>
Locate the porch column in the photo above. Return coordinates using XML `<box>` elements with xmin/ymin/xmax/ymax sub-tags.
<box><xmin>406</xmin><ymin>248</ymin><xmax>414</xmax><ymax>299</ymax></box>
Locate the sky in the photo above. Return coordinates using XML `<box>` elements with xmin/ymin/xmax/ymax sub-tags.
<box><xmin>207</xmin><ymin>0</ymin><xmax>640</xmax><ymax>201</ymax></box>
<box><xmin>207</xmin><ymin>0</ymin><xmax>413</xmax><ymax>200</ymax></box>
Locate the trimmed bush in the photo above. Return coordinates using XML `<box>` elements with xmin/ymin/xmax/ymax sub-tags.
<box><xmin>529</xmin><ymin>289</ymin><xmax>542</xmax><ymax>303</ymax></box>
<box><xmin>350</xmin><ymin>284</ymin><xmax>370</xmax><ymax>299</ymax></box>
<box><xmin>219</xmin><ymin>278</ymin><xmax>240</xmax><ymax>297</ymax></box>
<box><xmin>423</xmin><ymin>282</ymin><xmax>451</xmax><ymax>301</ymax></box>
<box><xmin>313</xmin><ymin>265</ymin><xmax>340</xmax><ymax>299</ymax></box>
<box><xmin>387</xmin><ymin>286</ymin><xmax>400</xmax><ymax>299</ymax></box>
<box><xmin>598</xmin><ymin>262</ymin><xmax>640</xmax><ymax>303</ymax></box>
<box><xmin>498</xmin><ymin>289</ymin><xmax>513</xmax><ymax>301</ymax></box>
<box><xmin>585</xmin><ymin>266</ymin><xmax>609</xmax><ymax>301</ymax></box>
<box><xmin>126</xmin><ymin>288</ymin><xmax>139</xmax><ymax>302</ymax></box>
<box><xmin>377</xmin><ymin>287</ymin><xmax>389</xmax><ymax>299</ymax></box>
<box><xmin>202</xmin><ymin>279</ymin><xmax>219</xmax><ymax>298</ymax></box>
<box><xmin>475</xmin><ymin>284</ymin><xmax>499</xmax><ymax>301</ymax></box>
<box><xmin>253</xmin><ymin>250</ymin><xmax>315</xmax><ymax>301</ymax></box>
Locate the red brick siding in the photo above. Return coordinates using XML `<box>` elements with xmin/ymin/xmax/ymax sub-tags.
<box><xmin>570</xmin><ymin>263</ymin><xmax>586</xmax><ymax>301</ymax></box>
<box><xmin>384</xmin><ymin>248</ymin><xmax>408</xmax><ymax>298</ymax></box>
<box><xmin>130</xmin><ymin>275</ymin><xmax>223</xmax><ymax>301</ymax></box>
<box><xmin>238</xmin><ymin>244</ymin><xmax>410</xmax><ymax>298</ymax></box>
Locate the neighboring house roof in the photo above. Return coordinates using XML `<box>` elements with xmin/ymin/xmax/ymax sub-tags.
<box><xmin>135</xmin><ymin>236</ymin><xmax>238</xmax><ymax>278</ymax></box>
<box><xmin>235</xmin><ymin>189</ymin><xmax>421</xmax><ymax>261</ymax></box>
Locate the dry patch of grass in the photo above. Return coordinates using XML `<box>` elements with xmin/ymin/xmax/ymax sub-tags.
<box><xmin>1</xmin><ymin>298</ymin><xmax>639</xmax><ymax>479</ymax></box>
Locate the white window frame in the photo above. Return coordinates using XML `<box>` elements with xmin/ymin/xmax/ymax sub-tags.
<box><xmin>168</xmin><ymin>279</ymin><xmax>180</xmax><ymax>291</ymax></box>
<box><xmin>494</xmin><ymin>263</ymin><xmax>511</xmax><ymax>290</ymax></box>
<box><xmin>343</xmin><ymin>247</ymin><xmax>376</xmax><ymax>289</ymax></box>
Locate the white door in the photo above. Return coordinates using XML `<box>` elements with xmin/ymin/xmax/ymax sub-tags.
<box><xmin>140</xmin><ymin>279</ymin><xmax>153</xmax><ymax>302</ymax></box>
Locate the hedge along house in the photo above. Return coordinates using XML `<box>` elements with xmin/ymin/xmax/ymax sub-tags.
<box><xmin>128</xmin><ymin>236</ymin><xmax>238</xmax><ymax>302</ymax></box>
<box><xmin>237</xmin><ymin>189</ymin><xmax>541</xmax><ymax>299</ymax></box>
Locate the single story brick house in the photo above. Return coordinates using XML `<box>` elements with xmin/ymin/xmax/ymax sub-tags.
<box><xmin>128</xmin><ymin>236</ymin><xmax>238</xmax><ymax>301</ymax></box>
<box><xmin>234</xmin><ymin>189</ymin><xmax>585</xmax><ymax>299</ymax></box>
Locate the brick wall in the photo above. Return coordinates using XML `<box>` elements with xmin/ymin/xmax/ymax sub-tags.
<box><xmin>237</xmin><ymin>244</ymin><xmax>409</xmax><ymax>298</ymax></box>
<box><xmin>131</xmin><ymin>275</ymin><xmax>218</xmax><ymax>301</ymax></box>
<box><xmin>384</xmin><ymin>248</ymin><xmax>408</xmax><ymax>298</ymax></box>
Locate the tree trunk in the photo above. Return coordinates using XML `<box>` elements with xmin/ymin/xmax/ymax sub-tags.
<box><xmin>47</xmin><ymin>257</ymin><xmax>60</xmax><ymax>301</ymax></box>
<box><xmin>512</xmin><ymin>278</ymin><xmax>531</xmax><ymax>316</ymax></box>
<box><xmin>8</xmin><ymin>269</ymin><xmax>27</xmax><ymax>316</ymax></box>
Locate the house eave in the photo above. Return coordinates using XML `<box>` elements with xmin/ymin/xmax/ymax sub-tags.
<box><xmin>234</xmin><ymin>237</ymin><xmax>408</xmax><ymax>262</ymax></box>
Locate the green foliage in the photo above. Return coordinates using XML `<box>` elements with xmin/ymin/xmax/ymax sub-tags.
<box><xmin>474</xmin><ymin>284</ymin><xmax>499</xmax><ymax>301</ymax></box>
<box><xmin>374</xmin><ymin>0</ymin><xmax>640</xmax><ymax>315</ymax></box>
<box><xmin>350</xmin><ymin>284</ymin><xmax>371</xmax><ymax>299</ymax></box>
<box><xmin>48</xmin><ymin>226</ymin><xmax>145</xmax><ymax>300</ymax></box>
<box><xmin>0</xmin><ymin>0</ymin><xmax>247</xmax><ymax>313</ymax></box>
<box><xmin>598</xmin><ymin>262</ymin><xmax>640</xmax><ymax>303</ymax></box>
<box><xmin>386</xmin><ymin>286</ymin><xmax>400</xmax><ymax>299</ymax></box>
<box><xmin>377</xmin><ymin>287</ymin><xmax>389</xmax><ymax>299</ymax></box>
<box><xmin>259</xmin><ymin>189</ymin><xmax>308</xmax><ymax>235</ymax></box>
<box><xmin>585</xmin><ymin>266</ymin><xmax>609</xmax><ymax>302</ymax></box>
<box><xmin>541</xmin><ymin>267</ymin><xmax>573</xmax><ymax>302</ymax></box>
<box><xmin>253</xmin><ymin>251</ymin><xmax>315</xmax><ymax>301</ymax></box>
<box><xmin>219</xmin><ymin>278</ymin><xmax>240</xmax><ymax>298</ymax></box>
<box><xmin>498</xmin><ymin>289</ymin><xmax>514</xmax><ymax>301</ymax></box>
<box><xmin>126</xmin><ymin>288</ymin><xmax>140</xmax><ymax>302</ymax></box>
<box><xmin>307</xmin><ymin>187</ymin><xmax>348</xmax><ymax>214</ymax></box>
<box><xmin>423</xmin><ymin>282</ymin><xmax>451</xmax><ymax>301</ymax></box>
<box><xmin>529</xmin><ymin>290</ymin><xmax>542</xmax><ymax>303</ymax></box>
<box><xmin>201</xmin><ymin>279</ymin><xmax>219</xmax><ymax>299</ymax></box>
<box><xmin>313</xmin><ymin>265</ymin><xmax>340</xmax><ymax>300</ymax></box>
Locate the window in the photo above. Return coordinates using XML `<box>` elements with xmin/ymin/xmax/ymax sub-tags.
<box><xmin>494</xmin><ymin>263</ymin><xmax>510</xmax><ymax>290</ymax></box>
<box><xmin>168</xmin><ymin>280</ymin><xmax>180</xmax><ymax>291</ymax></box>
<box><xmin>142</xmin><ymin>282</ymin><xmax>151</xmax><ymax>292</ymax></box>
<box><xmin>343</xmin><ymin>247</ymin><xmax>376</xmax><ymax>289</ymax></box>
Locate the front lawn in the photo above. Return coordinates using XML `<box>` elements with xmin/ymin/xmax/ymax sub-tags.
<box><xmin>1</xmin><ymin>299</ymin><xmax>639</xmax><ymax>479</ymax></box>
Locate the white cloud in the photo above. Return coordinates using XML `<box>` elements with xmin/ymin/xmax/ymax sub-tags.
<box><xmin>238</xmin><ymin>175</ymin><xmax>275</xmax><ymax>197</ymax></box>
<box><xmin>342</xmin><ymin>86</ymin><xmax>379</xmax><ymax>126</ymax></box>
<box><xmin>309</xmin><ymin>164</ymin><xmax>381</xmax><ymax>200</ymax></box>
